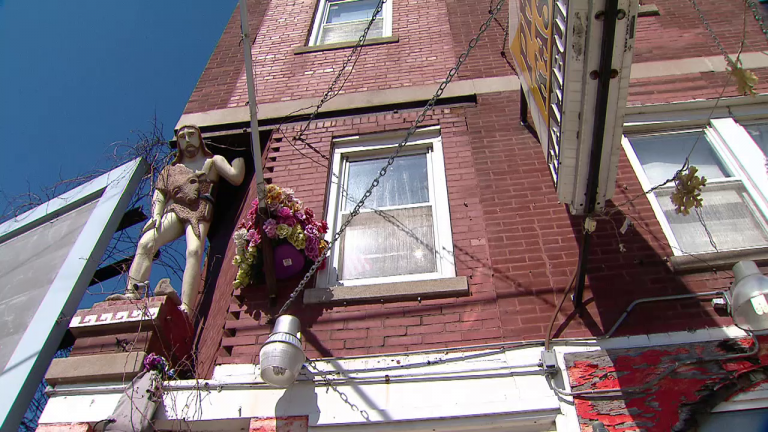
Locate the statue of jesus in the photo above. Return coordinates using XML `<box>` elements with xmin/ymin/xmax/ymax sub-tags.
<box><xmin>107</xmin><ymin>125</ymin><xmax>245</xmax><ymax>315</ymax></box>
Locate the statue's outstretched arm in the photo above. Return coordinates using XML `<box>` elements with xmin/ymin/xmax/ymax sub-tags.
<box><xmin>212</xmin><ymin>155</ymin><xmax>246</xmax><ymax>186</ymax></box>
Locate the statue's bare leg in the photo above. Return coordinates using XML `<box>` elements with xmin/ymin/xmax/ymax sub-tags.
<box><xmin>126</xmin><ymin>213</ymin><xmax>184</xmax><ymax>295</ymax></box>
<box><xmin>180</xmin><ymin>221</ymin><xmax>210</xmax><ymax>315</ymax></box>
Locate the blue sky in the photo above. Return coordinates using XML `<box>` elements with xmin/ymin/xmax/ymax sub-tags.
<box><xmin>0</xmin><ymin>0</ymin><xmax>238</xmax><ymax>304</ymax></box>
<box><xmin>0</xmin><ymin>0</ymin><xmax>237</xmax><ymax>197</ymax></box>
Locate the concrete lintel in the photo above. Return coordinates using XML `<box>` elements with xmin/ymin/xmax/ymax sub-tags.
<box><xmin>303</xmin><ymin>276</ymin><xmax>468</xmax><ymax>304</ymax></box>
<box><xmin>45</xmin><ymin>351</ymin><xmax>146</xmax><ymax>386</ymax></box>
<box><xmin>175</xmin><ymin>76</ymin><xmax>520</xmax><ymax>130</ymax></box>
<box><xmin>630</xmin><ymin>51</ymin><xmax>768</xmax><ymax>80</ymax></box>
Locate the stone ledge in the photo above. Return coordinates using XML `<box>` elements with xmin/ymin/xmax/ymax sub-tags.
<box><xmin>303</xmin><ymin>276</ymin><xmax>468</xmax><ymax>304</ymax></box>
<box><xmin>45</xmin><ymin>351</ymin><xmax>146</xmax><ymax>385</ymax></box>
<box><xmin>638</xmin><ymin>4</ymin><xmax>660</xmax><ymax>17</ymax></box>
<box><xmin>294</xmin><ymin>36</ymin><xmax>399</xmax><ymax>54</ymax></box>
<box><xmin>670</xmin><ymin>247</ymin><xmax>768</xmax><ymax>272</ymax></box>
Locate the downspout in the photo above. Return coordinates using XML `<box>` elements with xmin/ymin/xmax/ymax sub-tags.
<box><xmin>572</xmin><ymin>0</ymin><xmax>620</xmax><ymax>309</ymax></box>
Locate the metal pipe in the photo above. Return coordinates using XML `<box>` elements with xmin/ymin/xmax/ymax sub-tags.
<box><xmin>573</xmin><ymin>0</ymin><xmax>620</xmax><ymax>309</ymax></box>
<box><xmin>603</xmin><ymin>291</ymin><xmax>726</xmax><ymax>338</ymax></box>
<box><xmin>239</xmin><ymin>0</ymin><xmax>265</xmax><ymax>204</ymax></box>
<box><xmin>520</xmin><ymin>85</ymin><xmax>529</xmax><ymax>126</ymax></box>
<box><xmin>46</xmin><ymin>367</ymin><xmax>546</xmax><ymax>397</ymax></box>
<box><xmin>239</xmin><ymin>0</ymin><xmax>277</xmax><ymax>300</ymax></box>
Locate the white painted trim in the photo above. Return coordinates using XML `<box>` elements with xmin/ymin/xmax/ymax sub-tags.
<box><xmin>622</xmin><ymin>123</ymin><xmax>768</xmax><ymax>257</ymax></box>
<box><xmin>620</xmin><ymin>135</ymin><xmax>683</xmax><ymax>253</ymax></box>
<box><xmin>0</xmin><ymin>158</ymin><xmax>147</xmax><ymax>431</ymax></box>
<box><xmin>40</xmin><ymin>326</ymin><xmax>766</xmax><ymax>430</ymax></box>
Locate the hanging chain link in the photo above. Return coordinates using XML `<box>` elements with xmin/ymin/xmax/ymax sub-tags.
<box><xmin>291</xmin><ymin>0</ymin><xmax>386</xmax><ymax>160</ymax></box>
<box><xmin>688</xmin><ymin>0</ymin><xmax>735</xmax><ymax>67</ymax></box>
<box><xmin>278</xmin><ymin>0</ymin><xmax>507</xmax><ymax>316</ymax></box>
<box><xmin>745</xmin><ymin>0</ymin><xmax>768</xmax><ymax>42</ymax></box>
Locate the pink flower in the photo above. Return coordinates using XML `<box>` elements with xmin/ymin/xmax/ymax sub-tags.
<box><xmin>304</xmin><ymin>236</ymin><xmax>320</xmax><ymax>261</ymax></box>
<box><xmin>315</xmin><ymin>220</ymin><xmax>328</xmax><ymax>234</ymax></box>
<box><xmin>278</xmin><ymin>216</ymin><xmax>296</xmax><ymax>227</ymax></box>
<box><xmin>305</xmin><ymin>225</ymin><xmax>319</xmax><ymax>239</ymax></box>
<box><xmin>277</xmin><ymin>207</ymin><xmax>293</xmax><ymax>218</ymax></box>
<box><xmin>263</xmin><ymin>219</ymin><xmax>277</xmax><ymax>238</ymax></box>
<box><xmin>246</xmin><ymin>229</ymin><xmax>261</xmax><ymax>247</ymax></box>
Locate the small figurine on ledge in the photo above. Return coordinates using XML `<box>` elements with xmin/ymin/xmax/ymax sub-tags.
<box><xmin>107</xmin><ymin>125</ymin><xmax>245</xmax><ymax>315</ymax></box>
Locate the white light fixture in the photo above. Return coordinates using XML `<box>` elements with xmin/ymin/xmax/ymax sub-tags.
<box><xmin>730</xmin><ymin>261</ymin><xmax>768</xmax><ymax>331</ymax></box>
<box><xmin>259</xmin><ymin>315</ymin><xmax>306</xmax><ymax>387</ymax></box>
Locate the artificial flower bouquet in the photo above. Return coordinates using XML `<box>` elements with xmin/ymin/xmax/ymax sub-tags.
<box><xmin>232</xmin><ymin>184</ymin><xmax>328</xmax><ymax>288</ymax></box>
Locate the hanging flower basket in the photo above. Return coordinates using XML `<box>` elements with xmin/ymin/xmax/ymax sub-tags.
<box><xmin>232</xmin><ymin>184</ymin><xmax>328</xmax><ymax>287</ymax></box>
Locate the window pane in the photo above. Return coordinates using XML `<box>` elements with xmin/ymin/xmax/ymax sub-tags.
<box><xmin>657</xmin><ymin>186</ymin><xmax>768</xmax><ymax>254</ymax></box>
<box><xmin>344</xmin><ymin>154</ymin><xmax>429</xmax><ymax>210</ymax></box>
<box><xmin>744</xmin><ymin>123</ymin><xmax>768</xmax><ymax>157</ymax></box>
<box><xmin>319</xmin><ymin>18</ymin><xmax>383</xmax><ymax>45</ymax></box>
<box><xmin>326</xmin><ymin>0</ymin><xmax>379</xmax><ymax>24</ymax></box>
<box><xmin>630</xmin><ymin>132</ymin><xmax>730</xmax><ymax>185</ymax></box>
<box><xmin>339</xmin><ymin>206</ymin><xmax>437</xmax><ymax>280</ymax></box>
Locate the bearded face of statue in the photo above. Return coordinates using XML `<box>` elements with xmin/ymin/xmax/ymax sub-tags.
<box><xmin>178</xmin><ymin>127</ymin><xmax>202</xmax><ymax>159</ymax></box>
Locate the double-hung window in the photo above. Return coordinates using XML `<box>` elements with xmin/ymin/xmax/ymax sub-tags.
<box><xmin>623</xmin><ymin>118</ymin><xmax>768</xmax><ymax>262</ymax></box>
<box><xmin>309</xmin><ymin>0</ymin><xmax>392</xmax><ymax>46</ymax></box>
<box><xmin>316</xmin><ymin>127</ymin><xmax>455</xmax><ymax>289</ymax></box>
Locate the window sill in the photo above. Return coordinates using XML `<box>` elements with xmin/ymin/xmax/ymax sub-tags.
<box><xmin>294</xmin><ymin>36</ymin><xmax>399</xmax><ymax>55</ymax></box>
<box><xmin>303</xmin><ymin>276</ymin><xmax>468</xmax><ymax>304</ymax></box>
<box><xmin>638</xmin><ymin>4</ymin><xmax>660</xmax><ymax>17</ymax></box>
<box><xmin>670</xmin><ymin>247</ymin><xmax>768</xmax><ymax>272</ymax></box>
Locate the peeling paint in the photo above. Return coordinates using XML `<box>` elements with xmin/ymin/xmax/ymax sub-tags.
<box><xmin>565</xmin><ymin>337</ymin><xmax>768</xmax><ymax>431</ymax></box>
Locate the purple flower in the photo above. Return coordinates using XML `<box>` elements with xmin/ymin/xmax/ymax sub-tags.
<box><xmin>304</xmin><ymin>236</ymin><xmax>320</xmax><ymax>261</ymax></box>
<box><xmin>304</xmin><ymin>225</ymin><xmax>320</xmax><ymax>238</ymax></box>
<box><xmin>263</xmin><ymin>219</ymin><xmax>278</xmax><ymax>238</ymax></box>
<box><xmin>295</xmin><ymin>211</ymin><xmax>305</xmax><ymax>221</ymax></box>
<box><xmin>143</xmin><ymin>353</ymin><xmax>166</xmax><ymax>372</ymax></box>
<box><xmin>278</xmin><ymin>215</ymin><xmax>296</xmax><ymax>227</ymax></box>
<box><xmin>246</xmin><ymin>229</ymin><xmax>261</xmax><ymax>247</ymax></box>
<box><xmin>277</xmin><ymin>207</ymin><xmax>293</xmax><ymax>218</ymax></box>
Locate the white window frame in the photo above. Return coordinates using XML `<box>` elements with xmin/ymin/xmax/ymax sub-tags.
<box><xmin>316</xmin><ymin>126</ymin><xmax>455</xmax><ymax>289</ymax></box>
<box><xmin>308</xmin><ymin>0</ymin><xmax>393</xmax><ymax>47</ymax></box>
<box><xmin>622</xmin><ymin>118</ymin><xmax>768</xmax><ymax>257</ymax></box>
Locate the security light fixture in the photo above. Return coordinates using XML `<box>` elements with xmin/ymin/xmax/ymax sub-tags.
<box><xmin>259</xmin><ymin>315</ymin><xmax>306</xmax><ymax>387</ymax></box>
<box><xmin>729</xmin><ymin>261</ymin><xmax>768</xmax><ymax>331</ymax></box>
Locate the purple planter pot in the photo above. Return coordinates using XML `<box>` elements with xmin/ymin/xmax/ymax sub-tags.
<box><xmin>273</xmin><ymin>243</ymin><xmax>306</xmax><ymax>279</ymax></box>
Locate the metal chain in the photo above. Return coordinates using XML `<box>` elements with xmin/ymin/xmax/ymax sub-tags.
<box><xmin>278</xmin><ymin>0</ymin><xmax>507</xmax><ymax>315</ymax></box>
<box><xmin>688</xmin><ymin>0</ymin><xmax>735</xmax><ymax>67</ymax></box>
<box><xmin>290</xmin><ymin>0</ymin><xmax>386</xmax><ymax>160</ymax></box>
<box><xmin>745</xmin><ymin>0</ymin><xmax>768</xmax><ymax>42</ymax></box>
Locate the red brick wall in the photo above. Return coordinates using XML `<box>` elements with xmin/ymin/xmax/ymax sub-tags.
<box><xmin>633</xmin><ymin>0</ymin><xmax>768</xmax><ymax>64</ymax></box>
<box><xmin>184</xmin><ymin>0</ymin><xmax>768</xmax><ymax>116</ymax></box>
<box><xmin>187</xmin><ymin>0</ymin><xmax>765</xmax><ymax>376</ymax></box>
<box><xmin>197</xmin><ymin>92</ymin><xmax>734</xmax><ymax>373</ymax></box>
<box><xmin>184</xmin><ymin>0</ymin><xmax>457</xmax><ymax>114</ymax></box>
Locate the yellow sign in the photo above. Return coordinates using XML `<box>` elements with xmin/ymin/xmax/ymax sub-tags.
<box><xmin>511</xmin><ymin>0</ymin><xmax>553</xmax><ymax>126</ymax></box>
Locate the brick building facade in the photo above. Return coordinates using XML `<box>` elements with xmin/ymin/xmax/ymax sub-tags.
<box><xmin>37</xmin><ymin>0</ymin><xmax>768</xmax><ymax>431</ymax></box>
